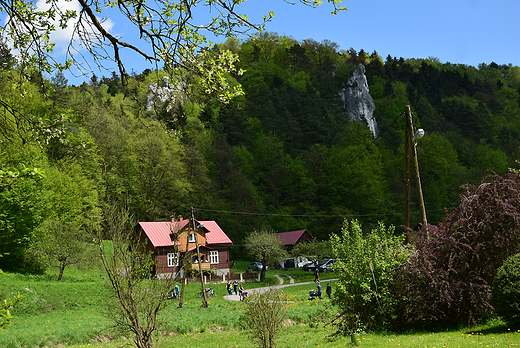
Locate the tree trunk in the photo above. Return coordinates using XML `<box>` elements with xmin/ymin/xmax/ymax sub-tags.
<box><xmin>57</xmin><ymin>263</ymin><xmax>65</xmax><ymax>281</ymax></box>
<box><xmin>351</xmin><ymin>333</ymin><xmax>359</xmax><ymax>346</ymax></box>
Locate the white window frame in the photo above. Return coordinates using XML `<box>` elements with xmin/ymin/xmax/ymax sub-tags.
<box><xmin>189</xmin><ymin>233</ymin><xmax>196</xmax><ymax>243</ymax></box>
<box><xmin>209</xmin><ymin>250</ymin><xmax>219</xmax><ymax>264</ymax></box>
<box><xmin>167</xmin><ymin>252</ymin><xmax>179</xmax><ymax>267</ymax></box>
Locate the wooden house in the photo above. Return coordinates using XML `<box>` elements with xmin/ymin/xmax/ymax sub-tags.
<box><xmin>138</xmin><ymin>216</ymin><xmax>233</xmax><ymax>277</ymax></box>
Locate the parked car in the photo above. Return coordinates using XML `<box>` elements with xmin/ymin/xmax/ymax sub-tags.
<box><xmin>248</xmin><ymin>262</ymin><xmax>267</xmax><ymax>271</ymax></box>
<box><xmin>302</xmin><ymin>262</ymin><xmax>317</xmax><ymax>272</ymax></box>
<box><xmin>318</xmin><ymin>259</ymin><xmax>335</xmax><ymax>272</ymax></box>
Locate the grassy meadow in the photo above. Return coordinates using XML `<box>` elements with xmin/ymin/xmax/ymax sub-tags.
<box><xmin>1</xmin><ymin>261</ymin><xmax>520</xmax><ymax>348</ymax></box>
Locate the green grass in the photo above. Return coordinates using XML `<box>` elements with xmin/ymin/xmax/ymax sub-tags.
<box><xmin>2</xmin><ymin>265</ymin><xmax>519</xmax><ymax>348</ymax></box>
<box><xmin>65</xmin><ymin>321</ymin><xmax>520</xmax><ymax>348</ymax></box>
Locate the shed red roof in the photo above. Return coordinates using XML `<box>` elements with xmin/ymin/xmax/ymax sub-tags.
<box><xmin>276</xmin><ymin>230</ymin><xmax>314</xmax><ymax>246</ymax></box>
<box><xmin>139</xmin><ymin>219</ymin><xmax>232</xmax><ymax>248</ymax></box>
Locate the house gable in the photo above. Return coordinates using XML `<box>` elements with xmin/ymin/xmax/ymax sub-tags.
<box><xmin>275</xmin><ymin>230</ymin><xmax>315</xmax><ymax>247</ymax></box>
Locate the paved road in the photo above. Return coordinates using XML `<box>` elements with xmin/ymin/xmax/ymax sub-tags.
<box><xmin>223</xmin><ymin>275</ymin><xmax>338</xmax><ymax>301</ymax></box>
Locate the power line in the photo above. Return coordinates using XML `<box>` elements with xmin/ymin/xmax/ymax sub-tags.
<box><xmin>193</xmin><ymin>207</ymin><xmax>449</xmax><ymax>219</ymax></box>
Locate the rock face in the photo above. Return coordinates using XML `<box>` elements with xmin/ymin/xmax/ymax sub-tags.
<box><xmin>145</xmin><ymin>76</ymin><xmax>185</xmax><ymax>111</ymax></box>
<box><xmin>339</xmin><ymin>64</ymin><xmax>378</xmax><ymax>137</ymax></box>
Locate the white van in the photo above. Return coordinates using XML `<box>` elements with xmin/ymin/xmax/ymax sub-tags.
<box><xmin>278</xmin><ymin>256</ymin><xmax>310</xmax><ymax>269</ymax></box>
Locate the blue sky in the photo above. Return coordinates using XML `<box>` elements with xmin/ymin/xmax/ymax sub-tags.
<box><xmin>239</xmin><ymin>0</ymin><xmax>520</xmax><ymax>67</ymax></box>
<box><xmin>58</xmin><ymin>0</ymin><xmax>520</xmax><ymax>84</ymax></box>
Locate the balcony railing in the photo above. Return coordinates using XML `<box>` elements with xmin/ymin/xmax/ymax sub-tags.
<box><xmin>187</xmin><ymin>262</ymin><xmax>210</xmax><ymax>270</ymax></box>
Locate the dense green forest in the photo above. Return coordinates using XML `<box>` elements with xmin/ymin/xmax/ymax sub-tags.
<box><xmin>2</xmin><ymin>32</ymin><xmax>520</xmax><ymax>272</ymax></box>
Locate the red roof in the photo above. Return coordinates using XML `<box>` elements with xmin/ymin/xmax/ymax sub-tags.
<box><xmin>201</xmin><ymin>220</ymin><xmax>232</xmax><ymax>245</ymax></box>
<box><xmin>276</xmin><ymin>230</ymin><xmax>314</xmax><ymax>246</ymax></box>
<box><xmin>139</xmin><ymin>219</ymin><xmax>232</xmax><ymax>248</ymax></box>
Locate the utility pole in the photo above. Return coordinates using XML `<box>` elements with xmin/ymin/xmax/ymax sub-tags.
<box><xmin>405</xmin><ymin>106</ymin><xmax>411</xmax><ymax>228</ymax></box>
<box><xmin>405</xmin><ymin>105</ymin><xmax>428</xmax><ymax>229</ymax></box>
<box><xmin>192</xmin><ymin>207</ymin><xmax>208</xmax><ymax>308</ymax></box>
<box><xmin>178</xmin><ymin>215</ymin><xmax>190</xmax><ymax>309</ymax></box>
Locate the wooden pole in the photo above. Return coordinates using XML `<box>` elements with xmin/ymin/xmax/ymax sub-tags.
<box><xmin>178</xmin><ymin>215</ymin><xmax>190</xmax><ymax>308</ymax></box>
<box><xmin>192</xmin><ymin>207</ymin><xmax>208</xmax><ymax>308</ymax></box>
<box><xmin>405</xmin><ymin>106</ymin><xmax>411</xmax><ymax>228</ymax></box>
<box><xmin>408</xmin><ymin>111</ymin><xmax>428</xmax><ymax>229</ymax></box>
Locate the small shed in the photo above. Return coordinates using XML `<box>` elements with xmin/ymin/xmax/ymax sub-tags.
<box><xmin>275</xmin><ymin>229</ymin><xmax>315</xmax><ymax>269</ymax></box>
<box><xmin>275</xmin><ymin>230</ymin><xmax>315</xmax><ymax>250</ymax></box>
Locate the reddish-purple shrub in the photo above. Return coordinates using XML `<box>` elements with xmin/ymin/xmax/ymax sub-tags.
<box><xmin>394</xmin><ymin>172</ymin><xmax>520</xmax><ymax>326</ymax></box>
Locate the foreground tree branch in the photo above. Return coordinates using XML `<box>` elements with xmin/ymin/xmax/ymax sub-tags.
<box><xmin>0</xmin><ymin>0</ymin><xmax>346</xmax><ymax>81</ymax></box>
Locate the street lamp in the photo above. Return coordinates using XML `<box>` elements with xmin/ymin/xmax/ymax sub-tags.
<box><xmin>414</xmin><ymin>128</ymin><xmax>425</xmax><ymax>142</ymax></box>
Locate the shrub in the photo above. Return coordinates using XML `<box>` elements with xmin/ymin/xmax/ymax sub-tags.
<box><xmin>331</xmin><ymin>220</ymin><xmax>410</xmax><ymax>343</ymax></box>
<box><xmin>241</xmin><ymin>288</ymin><xmax>287</xmax><ymax>348</ymax></box>
<box><xmin>395</xmin><ymin>172</ymin><xmax>520</xmax><ymax>326</ymax></box>
<box><xmin>493</xmin><ymin>253</ymin><xmax>520</xmax><ymax>325</ymax></box>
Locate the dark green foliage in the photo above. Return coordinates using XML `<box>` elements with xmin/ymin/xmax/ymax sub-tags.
<box><xmin>493</xmin><ymin>253</ymin><xmax>520</xmax><ymax>325</ymax></box>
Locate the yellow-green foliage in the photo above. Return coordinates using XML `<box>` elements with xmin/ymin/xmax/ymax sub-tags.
<box><xmin>331</xmin><ymin>220</ymin><xmax>411</xmax><ymax>336</ymax></box>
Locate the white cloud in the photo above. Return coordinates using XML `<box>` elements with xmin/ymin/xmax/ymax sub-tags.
<box><xmin>35</xmin><ymin>0</ymin><xmax>115</xmax><ymax>53</ymax></box>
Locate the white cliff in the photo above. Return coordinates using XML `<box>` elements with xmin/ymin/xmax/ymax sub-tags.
<box><xmin>339</xmin><ymin>64</ymin><xmax>378</xmax><ymax>137</ymax></box>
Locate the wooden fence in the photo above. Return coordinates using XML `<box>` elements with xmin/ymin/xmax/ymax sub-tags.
<box><xmin>184</xmin><ymin>271</ymin><xmax>259</xmax><ymax>284</ymax></box>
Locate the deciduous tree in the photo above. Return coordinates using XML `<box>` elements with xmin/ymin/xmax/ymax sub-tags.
<box><xmin>91</xmin><ymin>204</ymin><xmax>176</xmax><ymax>348</ymax></box>
<box><xmin>245</xmin><ymin>228</ymin><xmax>288</xmax><ymax>280</ymax></box>
<box><xmin>31</xmin><ymin>219</ymin><xmax>94</xmax><ymax>281</ymax></box>
<box><xmin>29</xmin><ymin>161</ymin><xmax>99</xmax><ymax>278</ymax></box>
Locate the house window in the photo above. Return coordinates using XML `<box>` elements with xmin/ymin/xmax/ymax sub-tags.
<box><xmin>167</xmin><ymin>253</ymin><xmax>179</xmax><ymax>267</ymax></box>
<box><xmin>189</xmin><ymin>233</ymin><xmax>196</xmax><ymax>242</ymax></box>
<box><xmin>209</xmin><ymin>251</ymin><xmax>219</xmax><ymax>264</ymax></box>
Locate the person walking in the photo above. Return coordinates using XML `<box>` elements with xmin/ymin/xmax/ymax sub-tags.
<box><xmin>326</xmin><ymin>282</ymin><xmax>332</xmax><ymax>299</ymax></box>
<box><xmin>226</xmin><ymin>280</ymin><xmax>232</xmax><ymax>295</ymax></box>
<box><xmin>314</xmin><ymin>267</ymin><xmax>320</xmax><ymax>283</ymax></box>
<box><xmin>316</xmin><ymin>281</ymin><xmax>323</xmax><ymax>300</ymax></box>
<box><xmin>233</xmin><ymin>279</ymin><xmax>238</xmax><ymax>295</ymax></box>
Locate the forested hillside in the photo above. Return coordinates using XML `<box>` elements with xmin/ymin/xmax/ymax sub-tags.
<box><xmin>2</xmin><ymin>32</ymin><xmax>520</xmax><ymax>271</ymax></box>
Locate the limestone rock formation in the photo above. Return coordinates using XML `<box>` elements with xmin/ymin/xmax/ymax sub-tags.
<box><xmin>145</xmin><ymin>76</ymin><xmax>185</xmax><ymax>111</ymax></box>
<box><xmin>339</xmin><ymin>64</ymin><xmax>378</xmax><ymax>137</ymax></box>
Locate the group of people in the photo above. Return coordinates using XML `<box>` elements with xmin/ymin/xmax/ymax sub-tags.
<box><xmin>226</xmin><ymin>279</ymin><xmax>247</xmax><ymax>300</ymax></box>
<box><xmin>310</xmin><ymin>281</ymin><xmax>332</xmax><ymax>300</ymax></box>
<box><xmin>226</xmin><ymin>279</ymin><xmax>239</xmax><ymax>295</ymax></box>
